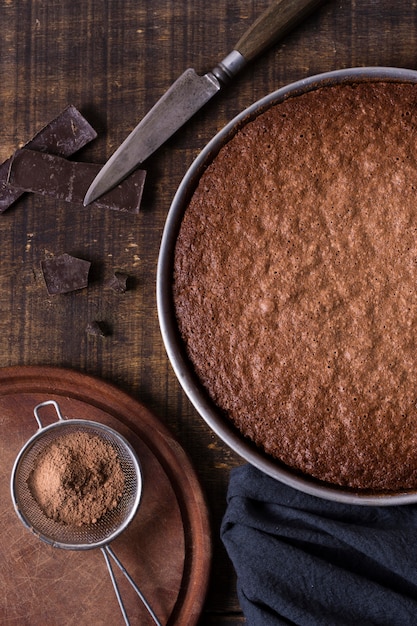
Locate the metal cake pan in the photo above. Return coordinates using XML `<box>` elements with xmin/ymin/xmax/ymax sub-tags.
<box><xmin>157</xmin><ymin>67</ymin><xmax>417</xmax><ymax>505</ymax></box>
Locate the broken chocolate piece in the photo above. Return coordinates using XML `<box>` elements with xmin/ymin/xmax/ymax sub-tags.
<box><xmin>8</xmin><ymin>149</ymin><xmax>146</xmax><ymax>214</ymax></box>
<box><xmin>107</xmin><ymin>272</ymin><xmax>129</xmax><ymax>293</ymax></box>
<box><xmin>86</xmin><ymin>321</ymin><xmax>110</xmax><ymax>337</ymax></box>
<box><xmin>41</xmin><ymin>253</ymin><xmax>91</xmax><ymax>295</ymax></box>
<box><xmin>0</xmin><ymin>105</ymin><xmax>97</xmax><ymax>213</ymax></box>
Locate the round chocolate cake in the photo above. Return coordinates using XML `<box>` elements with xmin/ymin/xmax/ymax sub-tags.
<box><xmin>173</xmin><ymin>81</ymin><xmax>417</xmax><ymax>491</ymax></box>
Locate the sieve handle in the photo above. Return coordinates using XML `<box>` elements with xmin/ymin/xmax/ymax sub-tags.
<box><xmin>102</xmin><ymin>545</ymin><xmax>162</xmax><ymax>626</ymax></box>
<box><xmin>33</xmin><ymin>400</ymin><xmax>66</xmax><ymax>429</ymax></box>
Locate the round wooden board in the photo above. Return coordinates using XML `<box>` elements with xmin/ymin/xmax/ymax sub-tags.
<box><xmin>0</xmin><ymin>366</ymin><xmax>211</xmax><ymax>626</ymax></box>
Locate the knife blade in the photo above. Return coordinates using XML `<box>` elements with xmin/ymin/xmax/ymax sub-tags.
<box><xmin>83</xmin><ymin>0</ymin><xmax>326</xmax><ymax>205</ymax></box>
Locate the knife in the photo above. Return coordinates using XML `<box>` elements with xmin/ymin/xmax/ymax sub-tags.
<box><xmin>83</xmin><ymin>0</ymin><xmax>326</xmax><ymax>206</ymax></box>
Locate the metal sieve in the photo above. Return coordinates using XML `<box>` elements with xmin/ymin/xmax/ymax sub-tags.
<box><xmin>10</xmin><ymin>400</ymin><xmax>161</xmax><ymax>626</ymax></box>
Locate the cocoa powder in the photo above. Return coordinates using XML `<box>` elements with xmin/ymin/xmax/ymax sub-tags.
<box><xmin>28</xmin><ymin>431</ymin><xmax>125</xmax><ymax>526</ymax></box>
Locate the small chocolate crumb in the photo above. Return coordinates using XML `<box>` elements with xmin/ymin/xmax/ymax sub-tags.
<box><xmin>41</xmin><ymin>253</ymin><xmax>91</xmax><ymax>295</ymax></box>
<box><xmin>107</xmin><ymin>272</ymin><xmax>129</xmax><ymax>293</ymax></box>
<box><xmin>86</xmin><ymin>321</ymin><xmax>110</xmax><ymax>337</ymax></box>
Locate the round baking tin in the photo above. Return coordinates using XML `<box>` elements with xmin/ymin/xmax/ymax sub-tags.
<box><xmin>157</xmin><ymin>67</ymin><xmax>417</xmax><ymax>505</ymax></box>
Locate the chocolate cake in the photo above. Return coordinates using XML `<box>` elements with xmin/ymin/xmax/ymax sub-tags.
<box><xmin>173</xmin><ymin>81</ymin><xmax>417</xmax><ymax>492</ymax></box>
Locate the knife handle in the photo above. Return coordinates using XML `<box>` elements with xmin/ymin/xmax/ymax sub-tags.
<box><xmin>235</xmin><ymin>0</ymin><xmax>326</xmax><ymax>62</ymax></box>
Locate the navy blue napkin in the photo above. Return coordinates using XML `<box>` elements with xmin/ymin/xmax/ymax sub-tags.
<box><xmin>221</xmin><ymin>464</ymin><xmax>417</xmax><ymax>626</ymax></box>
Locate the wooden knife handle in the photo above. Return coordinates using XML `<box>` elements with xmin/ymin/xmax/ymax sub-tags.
<box><xmin>235</xmin><ymin>0</ymin><xmax>326</xmax><ymax>62</ymax></box>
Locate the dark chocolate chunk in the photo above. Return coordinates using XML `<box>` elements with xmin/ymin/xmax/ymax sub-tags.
<box><xmin>107</xmin><ymin>272</ymin><xmax>129</xmax><ymax>293</ymax></box>
<box><xmin>41</xmin><ymin>253</ymin><xmax>91</xmax><ymax>295</ymax></box>
<box><xmin>0</xmin><ymin>105</ymin><xmax>97</xmax><ymax>213</ymax></box>
<box><xmin>8</xmin><ymin>149</ymin><xmax>146</xmax><ymax>213</ymax></box>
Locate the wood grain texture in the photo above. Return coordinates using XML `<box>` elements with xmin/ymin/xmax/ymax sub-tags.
<box><xmin>1</xmin><ymin>1</ymin><xmax>416</xmax><ymax>622</ymax></box>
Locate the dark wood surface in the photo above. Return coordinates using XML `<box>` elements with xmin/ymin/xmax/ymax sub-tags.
<box><xmin>0</xmin><ymin>1</ymin><xmax>416</xmax><ymax>623</ymax></box>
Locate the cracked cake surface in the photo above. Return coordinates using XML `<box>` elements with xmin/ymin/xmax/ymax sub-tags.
<box><xmin>173</xmin><ymin>81</ymin><xmax>417</xmax><ymax>491</ymax></box>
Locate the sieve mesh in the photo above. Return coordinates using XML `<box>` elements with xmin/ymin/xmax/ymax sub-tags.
<box><xmin>11</xmin><ymin>419</ymin><xmax>142</xmax><ymax>549</ymax></box>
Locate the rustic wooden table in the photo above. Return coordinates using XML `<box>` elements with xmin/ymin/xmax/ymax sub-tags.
<box><xmin>1</xmin><ymin>1</ymin><xmax>416</xmax><ymax>624</ymax></box>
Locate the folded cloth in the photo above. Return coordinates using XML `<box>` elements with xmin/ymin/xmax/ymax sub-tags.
<box><xmin>221</xmin><ymin>464</ymin><xmax>417</xmax><ymax>626</ymax></box>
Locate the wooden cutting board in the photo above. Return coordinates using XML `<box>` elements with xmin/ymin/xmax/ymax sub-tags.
<box><xmin>0</xmin><ymin>366</ymin><xmax>211</xmax><ymax>626</ymax></box>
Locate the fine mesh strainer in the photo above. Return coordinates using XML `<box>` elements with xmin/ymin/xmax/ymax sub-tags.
<box><xmin>10</xmin><ymin>400</ymin><xmax>161</xmax><ymax>626</ymax></box>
